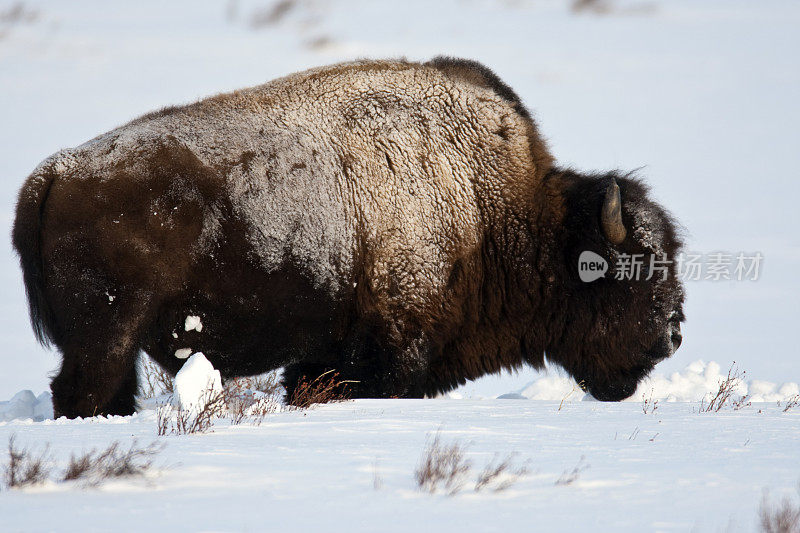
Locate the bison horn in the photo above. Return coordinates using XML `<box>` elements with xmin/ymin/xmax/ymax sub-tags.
<box><xmin>601</xmin><ymin>179</ymin><xmax>627</xmax><ymax>245</ymax></box>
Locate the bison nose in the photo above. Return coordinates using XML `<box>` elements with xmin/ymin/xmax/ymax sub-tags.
<box><xmin>670</xmin><ymin>321</ymin><xmax>682</xmax><ymax>350</ymax></box>
<box><xmin>671</xmin><ymin>330</ymin><xmax>682</xmax><ymax>350</ymax></box>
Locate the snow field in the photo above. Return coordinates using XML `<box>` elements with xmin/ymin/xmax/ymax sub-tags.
<box><xmin>1</xmin><ymin>355</ymin><xmax>799</xmax><ymax>531</ymax></box>
<box><xmin>0</xmin><ymin>398</ymin><xmax>798</xmax><ymax>532</ymax></box>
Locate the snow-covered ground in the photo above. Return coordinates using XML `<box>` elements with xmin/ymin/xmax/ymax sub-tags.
<box><xmin>1</xmin><ymin>1</ymin><xmax>799</xmax><ymax>530</ymax></box>
<box><xmin>1</xmin><ymin>357</ymin><xmax>799</xmax><ymax>532</ymax></box>
<box><xmin>0</xmin><ymin>398</ymin><xmax>798</xmax><ymax>532</ymax></box>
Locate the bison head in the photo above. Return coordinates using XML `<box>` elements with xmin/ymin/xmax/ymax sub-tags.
<box><xmin>546</xmin><ymin>170</ymin><xmax>685</xmax><ymax>401</ymax></box>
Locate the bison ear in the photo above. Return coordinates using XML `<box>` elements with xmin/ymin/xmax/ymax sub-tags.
<box><xmin>601</xmin><ymin>179</ymin><xmax>627</xmax><ymax>245</ymax></box>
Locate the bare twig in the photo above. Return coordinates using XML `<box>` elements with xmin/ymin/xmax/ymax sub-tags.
<box><xmin>700</xmin><ymin>362</ymin><xmax>749</xmax><ymax>413</ymax></box>
<box><xmin>3</xmin><ymin>436</ymin><xmax>51</xmax><ymax>489</ymax></box>
<box><xmin>157</xmin><ymin>389</ymin><xmax>226</xmax><ymax>436</ymax></box>
<box><xmin>642</xmin><ymin>389</ymin><xmax>659</xmax><ymax>414</ymax></box>
<box><xmin>558</xmin><ymin>380</ymin><xmax>585</xmax><ymax>412</ymax></box>
<box><xmin>249</xmin><ymin>0</ymin><xmax>297</xmax><ymax>29</ymax></box>
<box><xmin>288</xmin><ymin>370</ymin><xmax>352</xmax><ymax>410</ymax></box>
<box><xmin>555</xmin><ymin>456</ymin><xmax>589</xmax><ymax>486</ymax></box>
<box><xmin>760</xmin><ymin>488</ymin><xmax>800</xmax><ymax>533</ymax></box>
<box><xmin>63</xmin><ymin>441</ymin><xmax>162</xmax><ymax>485</ymax></box>
<box><xmin>139</xmin><ymin>357</ymin><xmax>174</xmax><ymax>398</ymax></box>
<box><xmin>475</xmin><ymin>453</ymin><xmax>529</xmax><ymax>492</ymax></box>
<box><xmin>782</xmin><ymin>395</ymin><xmax>800</xmax><ymax>413</ymax></box>
<box><xmin>415</xmin><ymin>432</ymin><xmax>472</xmax><ymax>495</ymax></box>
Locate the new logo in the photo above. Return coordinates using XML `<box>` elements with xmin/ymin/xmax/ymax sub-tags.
<box><xmin>578</xmin><ymin>251</ymin><xmax>608</xmax><ymax>282</ymax></box>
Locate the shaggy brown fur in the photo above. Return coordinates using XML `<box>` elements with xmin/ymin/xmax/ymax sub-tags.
<box><xmin>12</xmin><ymin>57</ymin><xmax>685</xmax><ymax>417</ymax></box>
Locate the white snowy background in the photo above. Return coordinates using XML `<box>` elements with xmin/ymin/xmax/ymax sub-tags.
<box><xmin>0</xmin><ymin>1</ymin><xmax>799</xmax><ymax>531</ymax></box>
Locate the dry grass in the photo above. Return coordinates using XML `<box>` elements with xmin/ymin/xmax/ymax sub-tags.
<box><xmin>558</xmin><ymin>380</ymin><xmax>585</xmax><ymax>412</ymax></box>
<box><xmin>642</xmin><ymin>389</ymin><xmax>659</xmax><ymax>414</ymax></box>
<box><xmin>157</xmin><ymin>388</ymin><xmax>226</xmax><ymax>436</ymax></box>
<box><xmin>288</xmin><ymin>370</ymin><xmax>352</xmax><ymax>410</ymax></box>
<box><xmin>249</xmin><ymin>0</ymin><xmax>297</xmax><ymax>28</ymax></box>
<box><xmin>157</xmin><ymin>374</ymin><xmax>284</xmax><ymax>435</ymax></box>
<box><xmin>700</xmin><ymin>362</ymin><xmax>750</xmax><ymax>413</ymax></box>
<box><xmin>221</xmin><ymin>377</ymin><xmax>282</xmax><ymax>426</ymax></box>
<box><xmin>782</xmin><ymin>395</ymin><xmax>800</xmax><ymax>413</ymax></box>
<box><xmin>474</xmin><ymin>453</ymin><xmax>529</xmax><ymax>493</ymax></box>
<box><xmin>139</xmin><ymin>357</ymin><xmax>174</xmax><ymax>399</ymax></box>
<box><xmin>0</xmin><ymin>1</ymin><xmax>38</xmax><ymax>42</ymax></box>
<box><xmin>156</xmin><ymin>368</ymin><xmax>347</xmax><ymax>435</ymax></box>
<box><xmin>62</xmin><ymin>441</ymin><xmax>162</xmax><ymax>485</ymax></box>
<box><xmin>570</xmin><ymin>0</ymin><xmax>656</xmax><ymax>16</ymax></box>
<box><xmin>760</xmin><ymin>489</ymin><xmax>800</xmax><ymax>533</ymax></box>
<box><xmin>571</xmin><ymin>0</ymin><xmax>612</xmax><ymax>14</ymax></box>
<box><xmin>0</xmin><ymin>2</ymin><xmax>38</xmax><ymax>24</ymax></box>
<box><xmin>415</xmin><ymin>432</ymin><xmax>472</xmax><ymax>495</ymax></box>
<box><xmin>3</xmin><ymin>436</ymin><xmax>51</xmax><ymax>489</ymax></box>
<box><xmin>246</xmin><ymin>371</ymin><xmax>282</xmax><ymax>397</ymax></box>
<box><xmin>555</xmin><ymin>456</ymin><xmax>589</xmax><ymax>486</ymax></box>
<box><xmin>414</xmin><ymin>432</ymin><xmax>530</xmax><ymax>495</ymax></box>
<box><xmin>3</xmin><ymin>437</ymin><xmax>161</xmax><ymax>490</ymax></box>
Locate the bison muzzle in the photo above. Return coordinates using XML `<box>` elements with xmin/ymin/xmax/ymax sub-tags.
<box><xmin>12</xmin><ymin>58</ymin><xmax>685</xmax><ymax>417</ymax></box>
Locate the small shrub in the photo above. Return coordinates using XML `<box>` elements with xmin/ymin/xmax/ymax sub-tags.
<box><xmin>157</xmin><ymin>388</ymin><xmax>226</xmax><ymax>436</ymax></box>
<box><xmin>475</xmin><ymin>453</ymin><xmax>529</xmax><ymax>492</ymax></box>
<box><xmin>288</xmin><ymin>370</ymin><xmax>352</xmax><ymax>410</ymax></box>
<box><xmin>156</xmin><ymin>369</ymin><xmax>347</xmax><ymax>435</ymax></box>
<box><xmin>415</xmin><ymin>432</ymin><xmax>472</xmax><ymax>495</ymax></box>
<box><xmin>221</xmin><ymin>377</ymin><xmax>281</xmax><ymax>426</ymax></box>
<box><xmin>571</xmin><ymin>0</ymin><xmax>611</xmax><ymax>14</ymax></box>
<box><xmin>247</xmin><ymin>372</ymin><xmax>282</xmax><ymax>397</ymax></box>
<box><xmin>249</xmin><ymin>0</ymin><xmax>296</xmax><ymax>29</ymax></box>
<box><xmin>759</xmin><ymin>489</ymin><xmax>800</xmax><ymax>533</ymax></box>
<box><xmin>555</xmin><ymin>456</ymin><xmax>589</xmax><ymax>486</ymax></box>
<box><xmin>0</xmin><ymin>2</ymin><xmax>38</xmax><ymax>26</ymax></box>
<box><xmin>3</xmin><ymin>436</ymin><xmax>51</xmax><ymax>489</ymax></box>
<box><xmin>700</xmin><ymin>362</ymin><xmax>749</xmax><ymax>413</ymax></box>
<box><xmin>782</xmin><ymin>395</ymin><xmax>800</xmax><ymax>413</ymax></box>
<box><xmin>642</xmin><ymin>390</ymin><xmax>659</xmax><ymax>414</ymax></box>
<box><xmin>139</xmin><ymin>357</ymin><xmax>174</xmax><ymax>399</ymax></box>
<box><xmin>157</xmin><ymin>376</ymin><xmax>284</xmax><ymax>435</ymax></box>
<box><xmin>414</xmin><ymin>432</ymin><xmax>533</xmax><ymax>495</ymax></box>
<box><xmin>63</xmin><ymin>441</ymin><xmax>161</xmax><ymax>485</ymax></box>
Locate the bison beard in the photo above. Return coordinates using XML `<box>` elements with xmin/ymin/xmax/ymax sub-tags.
<box><xmin>12</xmin><ymin>58</ymin><xmax>685</xmax><ymax>418</ymax></box>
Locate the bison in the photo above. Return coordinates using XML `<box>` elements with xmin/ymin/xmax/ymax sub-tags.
<box><xmin>12</xmin><ymin>58</ymin><xmax>685</xmax><ymax>418</ymax></box>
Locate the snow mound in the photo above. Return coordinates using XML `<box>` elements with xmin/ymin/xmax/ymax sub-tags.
<box><xmin>518</xmin><ymin>360</ymin><xmax>800</xmax><ymax>403</ymax></box>
<box><xmin>174</xmin><ymin>352</ymin><xmax>222</xmax><ymax>412</ymax></box>
<box><xmin>0</xmin><ymin>390</ymin><xmax>53</xmax><ymax>422</ymax></box>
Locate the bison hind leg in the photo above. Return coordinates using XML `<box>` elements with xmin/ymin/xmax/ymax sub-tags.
<box><xmin>51</xmin><ymin>340</ymin><xmax>140</xmax><ymax>418</ymax></box>
<box><xmin>49</xmin><ymin>296</ymin><xmax>152</xmax><ymax>419</ymax></box>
